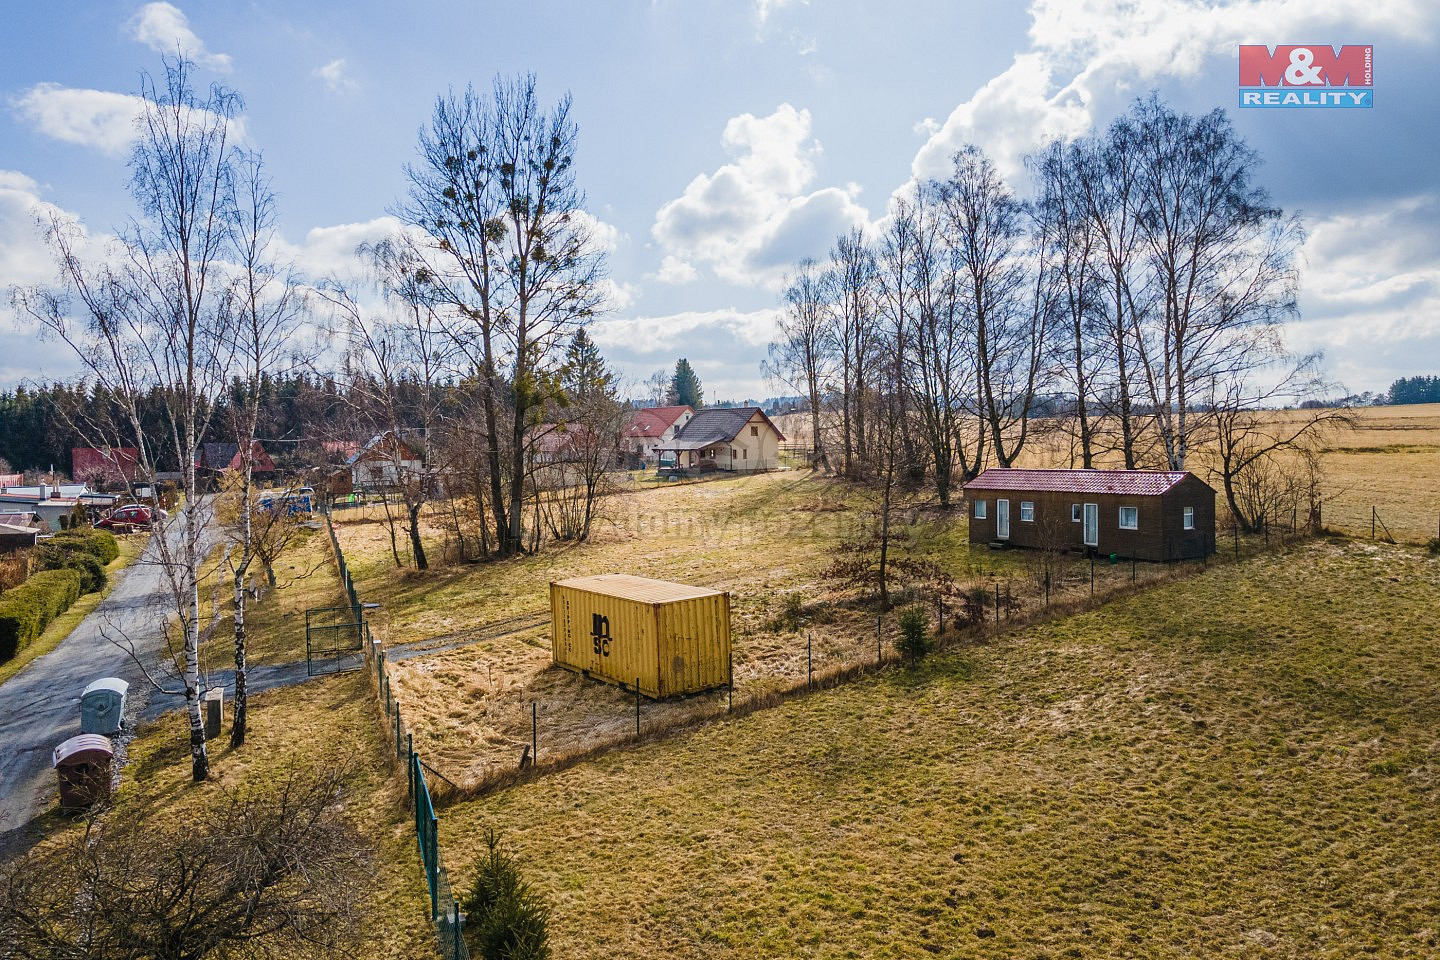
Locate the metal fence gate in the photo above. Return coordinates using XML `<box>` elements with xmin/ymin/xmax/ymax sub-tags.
<box><xmin>304</xmin><ymin>605</ymin><xmax>367</xmax><ymax>676</ymax></box>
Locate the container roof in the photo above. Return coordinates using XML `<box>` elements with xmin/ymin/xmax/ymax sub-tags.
<box><xmin>82</xmin><ymin>677</ymin><xmax>129</xmax><ymax>697</ymax></box>
<box><xmin>53</xmin><ymin>733</ymin><xmax>113</xmax><ymax>766</ymax></box>
<box><xmin>554</xmin><ymin>573</ymin><xmax>725</xmax><ymax>603</ymax></box>
<box><xmin>963</xmin><ymin>468</ymin><xmax>1194</xmax><ymax>496</ymax></box>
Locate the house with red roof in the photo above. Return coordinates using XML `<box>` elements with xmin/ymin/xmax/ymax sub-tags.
<box><xmin>71</xmin><ymin>447</ymin><xmax>140</xmax><ymax>488</ymax></box>
<box><xmin>196</xmin><ymin>440</ymin><xmax>277</xmax><ymax>476</ymax></box>
<box><xmin>622</xmin><ymin>405</ymin><xmax>693</xmax><ymax>466</ymax></box>
<box><xmin>962</xmin><ymin>468</ymin><xmax>1215</xmax><ymax>561</ymax></box>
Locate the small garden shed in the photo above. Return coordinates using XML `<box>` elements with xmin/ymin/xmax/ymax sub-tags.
<box><xmin>963</xmin><ymin>468</ymin><xmax>1216</xmax><ymax>561</ymax></box>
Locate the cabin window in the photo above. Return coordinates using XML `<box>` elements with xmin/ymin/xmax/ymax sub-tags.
<box><xmin>1020</xmin><ymin>501</ymin><xmax>1035</xmax><ymax>522</ymax></box>
<box><xmin>743</xmin><ymin>448</ymin><xmax>748</xmax><ymax>459</ymax></box>
<box><xmin>731</xmin><ymin>448</ymin><xmax>737</xmax><ymax>458</ymax></box>
<box><xmin>973</xmin><ymin>500</ymin><xmax>987</xmax><ymax>520</ymax></box>
<box><xmin>1183</xmin><ymin>506</ymin><xmax>1195</xmax><ymax>530</ymax></box>
<box><xmin>1071</xmin><ymin>503</ymin><xmax>1081</xmax><ymax>522</ymax></box>
<box><xmin>1119</xmin><ymin>506</ymin><xmax>1139</xmax><ymax>530</ymax></box>
<box><xmin>751</xmin><ymin>425</ymin><xmax>759</xmax><ymax>436</ymax></box>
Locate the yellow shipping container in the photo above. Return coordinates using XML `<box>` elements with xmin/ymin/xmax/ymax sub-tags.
<box><xmin>550</xmin><ymin>574</ymin><xmax>731</xmax><ymax>698</ymax></box>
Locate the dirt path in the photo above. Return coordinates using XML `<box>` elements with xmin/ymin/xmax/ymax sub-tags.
<box><xmin>0</xmin><ymin>502</ymin><xmax>219</xmax><ymax>855</ymax></box>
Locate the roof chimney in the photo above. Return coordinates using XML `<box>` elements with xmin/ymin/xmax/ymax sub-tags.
<box><xmin>39</xmin><ymin>481</ymin><xmax>50</xmax><ymax>501</ymax></box>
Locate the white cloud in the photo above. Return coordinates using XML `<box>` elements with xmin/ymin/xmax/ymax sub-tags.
<box><xmin>589</xmin><ymin>307</ymin><xmax>785</xmax><ymax>401</ymax></box>
<box><xmin>910</xmin><ymin>0</ymin><xmax>1438</xmax><ymax>185</ymax></box>
<box><xmin>591</xmin><ymin>307</ymin><xmax>782</xmax><ymax>355</ymax></box>
<box><xmin>129</xmin><ymin>2</ymin><xmax>232</xmax><ymax>72</ymax></box>
<box><xmin>0</xmin><ymin>171</ymin><xmax>115</xmax><ymax>346</ymax></box>
<box><xmin>570</xmin><ymin>209</ymin><xmax>623</xmax><ymax>255</ymax></box>
<box><xmin>313</xmin><ymin>59</ymin><xmax>357</xmax><ymax>94</ymax></box>
<box><xmin>11</xmin><ymin>85</ymin><xmax>145</xmax><ymax>156</ymax></box>
<box><xmin>651</xmin><ymin>104</ymin><xmax>870</xmax><ymax>289</ymax></box>
<box><xmin>1288</xmin><ymin>193</ymin><xmax>1440</xmax><ymax>392</ymax></box>
<box><xmin>649</xmin><ymin>254</ymin><xmax>698</xmax><ymax>285</ymax></box>
<box><xmin>600</xmin><ymin>278</ymin><xmax>640</xmax><ymax>312</ymax></box>
<box><xmin>276</xmin><ymin>216</ymin><xmax>407</xmax><ymax>281</ymax></box>
<box><xmin>11</xmin><ymin>83</ymin><xmax>249</xmax><ymax>156</ymax></box>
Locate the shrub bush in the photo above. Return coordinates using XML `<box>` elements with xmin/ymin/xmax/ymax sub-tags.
<box><xmin>0</xmin><ymin>568</ymin><xmax>84</xmax><ymax>662</ymax></box>
<box><xmin>1428</xmin><ymin>536</ymin><xmax>1440</xmax><ymax>556</ymax></box>
<box><xmin>53</xmin><ymin>529</ymin><xmax>119</xmax><ymax>565</ymax></box>
<box><xmin>464</xmin><ymin>829</ymin><xmax>550</xmax><ymax>960</ymax></box>
<box><xmin>895</xmin><ymin>606</ymin><xmax>932</xmax><ymax>662</ymax></box>
<box><xmin>33</xmin><ymin>543</ymin><xmax>106</xmax><ymax>594</ymax></box>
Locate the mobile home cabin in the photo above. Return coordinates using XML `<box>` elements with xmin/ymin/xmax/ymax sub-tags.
<box><xmin>963</xmin><ymin>468</ymin><xmax>1216</xmax><ymax>561</ymax></box>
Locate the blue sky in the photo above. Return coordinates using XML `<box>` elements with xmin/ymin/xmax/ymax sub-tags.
<box><xmin>1</xmin><ymin>0</ymin><xmax>1437</xmax><ymax>400</ymax></box>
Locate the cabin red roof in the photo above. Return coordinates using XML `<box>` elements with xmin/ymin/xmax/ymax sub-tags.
<box><xmin>963</xmin><ymin>468</ymin><xmax>1192</xmax><ymax>497</ymax></box>
<box><xmin>623</xmin><ymin>405</ymin><xmax>692</xmax><ymax>438</ymax></box>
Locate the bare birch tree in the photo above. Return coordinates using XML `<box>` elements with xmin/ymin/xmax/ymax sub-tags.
<box><xmin>1128</xmin><ymin>95</ymin><xmax>1303</xmax><ymax>470</ymax></box>
<box><xmin>766</xmin><ymin>259</ymin><xmax>833</xmax><ymax>470</ymax></box>
<box><xmin>224</xmin><ymin>152</ymin><xmax>306</xmax><ymax>747</ymax></box>
<box><xmin>937</xmin><ymin>146</ymin><xmax>1049</xmax><ymax>468</ymax></box>
<box><xmin>17</xmin><ymin>58</ymin><xmax>242</xmax><ymax>781</ymax></box>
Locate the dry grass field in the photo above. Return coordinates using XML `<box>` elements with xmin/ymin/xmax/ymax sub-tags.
<box><xmin>335</xmin><ymin>474</ymin><xmax>1189</xmax><ymax>784</ymax></box>
<box><xmin>780</xmin><ymin>402</ymin><xmax>1440</xmax><ymax>544</ymax></box>
<box><xmin>440</xmin><ymin>538</ymin><xmax>1440</xmax><ymax>959</ymax></box>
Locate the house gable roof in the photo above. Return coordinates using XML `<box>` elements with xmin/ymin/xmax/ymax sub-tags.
<box><xmin>661</xmin><ymin>407</ymin><xmax>786</xmax><ymax>451</ymax></box>
<box><xmin>962</xmin><ymin>468</ymin><xmax>1199</xmax><ymax>497</ymax></box>
<box><xmin>623</xmin><ymin>405</ymin><xmax>693</xmax><ymax>439</ymax></box>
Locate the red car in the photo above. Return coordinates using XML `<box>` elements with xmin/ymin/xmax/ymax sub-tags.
<box><xmin>95</xmin><ymin>504</ymin><xmax>166</xmax><ymax>529</ymax></box>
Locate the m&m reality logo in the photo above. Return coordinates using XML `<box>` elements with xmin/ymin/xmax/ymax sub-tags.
<box><xmin>1238</xmin><ymin>45</ymin><xmax>1373</xmax><ymax>108</ymax></box>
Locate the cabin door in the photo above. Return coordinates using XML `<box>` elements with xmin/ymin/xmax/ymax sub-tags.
<box><xmin>1083</xmin><ymin>502</ymin><xmax>1099</xmax><ymax>547</ymax></box>
<box><xmin>996</xmin><ymin>499</ymin><xmax>1010</xmax><ymax>539</ymax></box>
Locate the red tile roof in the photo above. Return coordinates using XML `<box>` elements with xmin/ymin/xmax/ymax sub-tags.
<box><xmin>624</xmin><ymin>405</ymin><xmax>692</xmax><ymax>438</ymax></box>
<box><xmin>962</xmin><ymin>468</ymin><xmax>1192</xmax><ymax>496</ymax></box>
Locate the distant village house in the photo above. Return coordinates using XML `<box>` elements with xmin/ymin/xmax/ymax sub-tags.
<box><xmin>655</xmin><ymin>407</ymin><xmax>785</xmax><ymax>473</ymax></box>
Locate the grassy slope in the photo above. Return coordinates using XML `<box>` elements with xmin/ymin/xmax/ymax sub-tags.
<box><xmin>0</xmin><ymin>534</ymin><xmax>146</xmax><ymax>688</ymax></box>
<box><xmin>441</xmin><ymin>539</ymin><xmax>1440</xmax><ymax>959</ymax></box>
<box><xmin>337</xmin><ymin>474</ymin><xmax>1181</xmax><ymax>783</ymax></box>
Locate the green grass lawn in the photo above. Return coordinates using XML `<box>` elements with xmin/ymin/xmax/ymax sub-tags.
<box><xmin>439</xmin><ymin>538</ymin><xmax>1440</xmax><ymax>958</ymax></box>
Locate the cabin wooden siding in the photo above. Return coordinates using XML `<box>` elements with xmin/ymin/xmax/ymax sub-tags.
<box><xmin>966</xmin><ymin>476</ymin><xmax>1215</xmax><ymax>561</ymax></box>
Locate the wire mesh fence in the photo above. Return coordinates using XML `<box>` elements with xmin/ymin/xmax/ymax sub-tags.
<box><xmin>324</xmin><ymin>505</ymin><xmax>470</xmax><ymax>960</ymax></box>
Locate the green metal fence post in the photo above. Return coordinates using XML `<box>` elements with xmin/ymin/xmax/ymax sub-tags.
<box><xmin>429</xmin><ymin>815</ymin><xmax>439</xmax><ymax>920</ymax></box>
<box><xmin>453</xmin><ymin>901</ymin><xmax>462</xmax><ymax>959</ymax></box>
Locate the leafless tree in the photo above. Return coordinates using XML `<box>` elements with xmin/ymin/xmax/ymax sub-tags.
<box><xmin>1072</xmin><ymin>116</ymin><xmax>1149</xmax><ymax>468</ymax></box>
<box><xmin>1207</xmin><ymin>355</ymin><xmax>1350</xmax><ymax>533</ymax></box>
<box><xmin>826</xmin><ymin>228</ymin><xmax>878</xmax><ymax>477</ymax></box>
<box><xmin>766</xmin><ymin>258</ymin><xmax>832</xmax><ymax>471</ymax></box>
<box><xmin>0</xmin><ymin>763</ymin><xmax>369</xmax><ymax>959</ymax></box>
<box><xmin>223</xmin><ymin>153</ymin><xmax>308</xmax><ymax>748</ymax></box>
<box><xmin>15</xmin><ymin>58</ymin><xmax>244</xmax><ymax>782</ymax></box>
<box><xmin>322</xmin><ymin>239</ymin><xmax>456</xmax><ymax>571</ymax></box>
<box><xmin>937</xmin><ymin>145</ymin><xmax>1050</xmax><ymax>468</ymax></box>
<box><xmin>1129</xmin><ymin>95</ymin><xmax>1303</xmax><ymax>470</ymax></box>
<box><xmin>398</xmin><ymin>74</ymin><xmax>609</xmax><ymax>558</ymax></box>
<box><xmin>1033</xmin><ymin>138</ymin><xmax>1104</xmax><ymax>468</ymax></box>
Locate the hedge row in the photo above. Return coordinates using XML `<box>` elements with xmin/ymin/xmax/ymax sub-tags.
<box><xmin>33</xmin><ymin>529</ymin><xmax>119</xmax><ymax>594</ymax></box>
<box><xmin>0</xmin><ymin>568</ymin><xmax>84</xmax><ymax>663</ymax></box>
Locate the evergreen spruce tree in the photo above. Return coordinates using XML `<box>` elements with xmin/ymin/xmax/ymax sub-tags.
<box><xmin>669</xmin><ymin>358</ymin><xmax>703</xmax><ymax>408</ymax></box>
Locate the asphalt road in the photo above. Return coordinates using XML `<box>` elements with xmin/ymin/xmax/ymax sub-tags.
<box><xmin>0</xmin><ymin>503</ymin><xmax>220</xmax><ymax>855</ymax></box>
